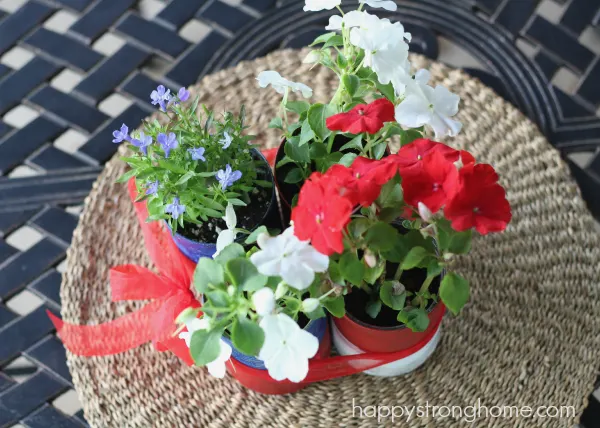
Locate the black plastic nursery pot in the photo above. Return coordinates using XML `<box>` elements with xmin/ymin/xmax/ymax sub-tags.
<box><xmin>170</xmin><ymin>148</ymin><xmax>282</xmax><ymax>262</ymax></box>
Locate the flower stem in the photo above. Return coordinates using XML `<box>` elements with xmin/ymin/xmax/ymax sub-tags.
<box><xmin>394</xmin><ymin>265</ymin><xmax>404</xmax><ymax>281</ymax></box>
<box><xmin>419</xmin><ymin>275</ymin><xmax>435</xmax><ymax>294</ymax></box>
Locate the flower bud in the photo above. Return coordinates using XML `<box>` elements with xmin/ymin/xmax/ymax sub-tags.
<box><xmin>302</xmin><ymin>50</ymin><xmax>321</xmax><ymax>64</ymax></box>
<box><xmin>227</xmin><ymin>285</ymin><xmax>236</xmax><ymax>296</ymax></box>
<box><xmin>252</xmin><ymin>287</ymin><xmax>275</xmax><ymax>316</ymax></box>
<box><xmin>364</xmin><ymin>250</ymin><xmax>377</xmax><ymax>268</ymax></box>
<box><xmin>418</xmin><ymin>202</ymin><xmax>434</xmax><ymax>223</ymax></box>
<box><xmin>420</xmin><ymin>224</ymin><xmax>436</xmax><ymax>238</ymax></box>
<box><xmin>275</xmin><ymin>282</ymin><xmax>288</xmax><ymax>299</ymax></box>
<box><xmin>302</xmin><ymin>298</ymin><xmax>320</xmax><ymax>313</ymax></box>
<box><xmin>443</xmin><ymin>252</ymin><xmax>454</xmax><ymax>261</ymax></box>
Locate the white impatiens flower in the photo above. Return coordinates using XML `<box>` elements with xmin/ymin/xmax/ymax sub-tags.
<box><xmin>252</xmin><ymin>287</ymin><xmax>275</xmax><ymax>316</ymax></box>
<box><xmin>395</xmin><ymin>69</ymin><xmax>463</xmax><ymax>138</ymax></box>
<box><xmin>258</xmin><ymin>313</ymin><xmax>319</xmax><ymax>382</ymax></box>
<box><xmin>304</xmin><ymin>0</ymin><xmax>341</xmax><ymax>11</ymax></box>
<box><xmin>213</xmin><ymin>203</ymin><xmax>237</xmax><ymax>257</ymax></box>
<box><xmin>178</xmin><ymin>317</ymin><xmax>232</xmax><ymax>378</ymax></box>
<box><xmin>349</xmin><ymin>20</ymin><xmax>411</xmax><ymax>85</ymax></box>
<box><xmin>360</xmin><ymin>0</ymin><xmax>398</xmax><ymax>11</ymax></box>
<box><xmin>257</xmin><ymin>70</ymin><xmax>313</xmax><ymax>98</ymax></box>
<box><xmin>249</xmin><ymin>226</ymin><xmax>328</xmax><ymax>291</ymax></box>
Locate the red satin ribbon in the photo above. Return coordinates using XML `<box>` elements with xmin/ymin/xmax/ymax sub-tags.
<box><xmin>50</xmin><ymin>149</ymin><xmax>444</xmax><ymax>390</ymax></box>
<box><xmin>48</xmin><ymin>178</ymin><xmax>199</xmax><ymax>358</ymax></box>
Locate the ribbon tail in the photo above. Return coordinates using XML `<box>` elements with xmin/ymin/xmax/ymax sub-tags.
<box><xmin>302</xmin><ymin>319</ymin><xmax>442</xmax><ymax>383</ymax></box>
<box><xmin>151</xmin><ymin>292</ymin><xmax>199</xmax><ymax>345</ymax></box>
<box><xmin>110</xmin><ymin>265</ymin><xmax>174</xmax><ymax>302</ymax></box>
<box><xmin>48</xmin><ymin>300</ymin><xmax>164</xmax><ymax>357</ymax></box>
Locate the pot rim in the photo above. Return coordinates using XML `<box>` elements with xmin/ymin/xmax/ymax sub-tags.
<box><xmin>343</xmin><ymin>287</ymin><xmax>443</xmax><ymax>332</ymax></box>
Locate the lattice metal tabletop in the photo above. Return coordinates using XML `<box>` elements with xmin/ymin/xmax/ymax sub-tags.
<box><xmin>0</xmin><ymin>0</ymin><xmax>598</xmax><ymax>427</ymax></box>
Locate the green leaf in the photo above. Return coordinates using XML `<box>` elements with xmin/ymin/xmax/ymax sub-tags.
<box><xmin>116</xmin><ymin>168</ymin><xmax>138</xmax><ymax>184</ymax></box>
<box><xmin>339</xmin><ymin>252</ymin><xmax>365</xmax><ymax>285</ymax></box>
<box><xmin>194</xmin><ymin>258</ymin><xmax>224</xmax><ymax>293</ymax></box>
<box><xmin>307</xmin><ymin>103</ymin><xmax>336</xmax><ymax>141</ymax></box>
<box><xmin>299</xmin><ymin>120</ymin><xmax>316</xmax><ymax>146</ymax></box>
<box><xmin>227</xmin><ymin>198</ymin><xmax>247</xmax><ymax>206</ymax></box>
<box><xmin>245</xmin><ymin>225</ymin><xmax>268</xmax><ymax>244</ymax></box>
<box><xmin>372</xmin><ymin>142</ymin><xmax>387</xmax><ymax>160</ymax></box>
<box><xmin>315</xmin><ymin>152</ymin><xmax>343</xmax><ymax>172</ymax></box>
<box><xmin>196</xmin><ymin>171</ymin><xmax>217</xmax><ymax>177</ymax></box>
<box><xmin>175</xmin><ymin>171</ymin><xmax>195</xmax><ymax>186</ymax></box>
<box><xmin>190</xmin><ymin>329</ymin><xmax>221</xmax><ymax>366</ymax></box>
<box><xmin>401</xmin><ymin>246</ymin><xmax>429</xmax><ymax>270</ymax></box>
<box><xmin>268</xmin><ymin>117</ymin><xmax>283</xmax><ymax>130</ymax></box>
<box><xmin>397</xmin><ymin>307</ymin><xmax>429</xmax><ymax>332</ymax></box>
<box><xmin>426</xmin><ymin>259</ymin><xmax>444</xmax><ymax>278</ymax></box>
<box><xmin>379</xmin><ymin>281</ymin><xmax>406</xmax><ymax>310</ymax></box>
<box><xmin>286</xmin><ymin>101</ymin><xmax>310</xmax><ymax>115</ymax></box>
<box><xmin>310</xmin><ymin>143</ymin><xmax>328</xmax><ymax>160</ymax></box>
<box><xmin>439</xmin><ymin>272</ymin><xmax>470</xmax><ymax>315</ymax></box>
<box><xmin>328</xmin><ymin>260</ymin><xmax>344</xmax><ymax>285</ymax></box>
<box><xmin>242</xmin><ymin>274</ymin><xmax>268</xmax><ymax>292</ymax></box>
<box><xmin>306</xmin><ymin>306</ymin><xmax>327</xmax><ymax>320</ymax></box>
<box><xmin>339</xmin><ymin>135</ymin><xmax>363</xmax><ymax>152</ymax></box>
<box><xmin>400</xmin><ymin>130</ymin><xmax>423</xmax><ymax>146</ymax></box>
<box><xmin>225</xmin><ymin>258</ymin><xmax>258</xmax><ymax>287</ymax></box>
<box><xmin>214</xmin><ymin>243</ymin><xmax>245</xmax><ymax>264</ymax></box>
<box><xmin>377</xmin><ymin>178</ymin><xmax>403</xmax><ymax>208</ymax></box>
<box><xmin>284</xmin><ymin>168</ymin><xmax>304</xmax><ymax>184</ymax></box>
<box><xmin>342</xmin><ymin>74</ymin><xmax>360</xmax><ymax>97</ymax></box>
<box><xmin>339</xmin><ymin>153</ymin><xmax>358</xmax><ymax>167</ymax></box>
<box><xmin>448</xmin><ymin>230</ymin><xmax>472</xmax><ymax>254</ymax></box>
<box><xmin>348</xmin><ymin>218</ymin><xmax>370</xmax><ymax>239</ymax></box>
<box><xmin>284</xmin><ymin>137</ymin><xmax>310</xmax><ymax>163</ymax></box>
<box><xmin>365</xmin><ymin>222</ymin><xmax>399</xmax><ymax>251</ymax></box>
<box><xmin>231</xmin><ymin>316</ymin><xmax>264</xmax><ymax>356</ymax></box>
<box><xmin>204</xmin><ymin>289</ymin><xmax>229</xmax><ymax>308</ymax></box>
<box><xmin>365</xmin><ymin>300</ymin><xmax>382</xmax><ymax>319</ymax></box>
<box><xmin>158</xmin><ymin>159</ymin><xmax>186</xmax><ymax>174</ymax></box>
<box><xmin>322</xmin><ymin>34</ymin><xmax>343</xmax><ymax>48</ymax></box>
<box><xmin>323</xmin><ymin>296</ymin><xmax>345</xmax><ymax>318</ymax></box>
<box><xmin>336</xmin><ymin>52</ymin><xmax>347</xmax><ymax>68</ymax></box>
<box><xmin>376</xmin><ymin>81</ymin><xmax>395</xmax><ymax>101</ymax></box>
<box><xmin>363</xmin><ymin>262</ymin><xmax>385</xmax><ymax>285</ymax></box>
<box><xmin>310</xmin><ymin>32</ymin><xmax>337</xmax><ymax>46</ymax></box>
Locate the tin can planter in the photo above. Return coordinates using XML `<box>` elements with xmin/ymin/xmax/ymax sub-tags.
<box><xmin>170</xmin><ymin>148</ymin><xmax>281</xmax><ymax>262</ymax></box>
<box><xmin>332</xmin><ymin>301</ymin><xmax>445</xmax><ymax>377</ymax></box>
<box><xmin>225</xmin><ymin>317</ymin><xmax>331</xmax><ymax>395</ymax></box>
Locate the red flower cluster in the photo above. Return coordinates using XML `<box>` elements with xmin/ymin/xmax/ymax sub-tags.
<box><xmin>292</xmin><ymin>139</ymin><xmax>511</xmax><ymax>255</ymax></box>
<box><xmin>388</xmin><ymin>139</ymin><xmax>511</xmax><ymax>235</ymax></box>
<box><xmin>326</xmin><ymin>98</ymin><xmax>395</xmax><ymax>135</ymax></box>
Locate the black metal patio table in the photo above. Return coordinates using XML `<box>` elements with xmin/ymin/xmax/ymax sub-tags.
<box><xmin>0</xmin><ymin>0</ymin><xmax>599</xmax><ymax>426</ymax></box>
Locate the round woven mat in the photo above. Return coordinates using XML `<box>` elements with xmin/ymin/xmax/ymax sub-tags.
<box><xmin>62</xmin><ymin>48</ymin><xmax>600</xmax><ymax>427</ymax></box>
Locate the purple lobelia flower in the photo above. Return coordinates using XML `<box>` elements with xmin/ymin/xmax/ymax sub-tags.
<box><xmin>157</xmin><ymin>132</ymin><xmax>178</xmax><ymax>158</ymax></box>
<box><xmin>220</xmin><ymin>131</ymin><xmax>233</xmax><ymax>149</ymax></box>
<box><xmin>145</xmin><ymin>180</ymin><xmax>159</xmax><ymax>195</ymax></box>
<box><xmin>112</xmin><ymin>124</ymin><xmax>130</xmax><ymax>143</ymax></box>
<box><xmin>216</xmin><ymin>164</ymin><xmax>242</xmax><ymax>190</ymax></box>
<box><xmin>178</xmin><ymin>87</ymin><xmax>191</xmax><ymax>102</ymax></box>
<box><xmin>188</xmin><ymin>147</ymin><xmax>206</xmax><ymax>161</ymax></box>
<box><xmin>131</xmin><ymin>132</ymin><xmax>153</xmax><ymax>155</ymax></box>
<box><xmin>165</xmin><ymin>197</ymin><xmax>186</xmax><ymax>219</ymax></box>
<box><xmin>150</xmin><ymin>85</ymin><xmax>171</xmax><ymax>111</ymax></box>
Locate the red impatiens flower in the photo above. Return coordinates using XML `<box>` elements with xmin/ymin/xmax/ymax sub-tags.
<box><xmin>401</xmin><ymin>150</ymin><xmax>458</xmax><ymax>213</ymax></box>
<box><xmin>445</xmin><ymin>165</ymin><xmax>511</xmax><ymax>234</ymax></box>
<box><xmin>292</xmin><ymin>176</ymin><xmax>353</xmax><ymax>255</ymax></box>
<box><xmin>326</xmin><ymin>98</ymin><xmax>395</xmax><ymax>135</ymax></box>
<box><xmin>387</xmin><ymin>138</ymin><xmax>459</xmax><ymax>176</ymax></box>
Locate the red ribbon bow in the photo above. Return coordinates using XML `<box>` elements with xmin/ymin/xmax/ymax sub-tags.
<box><xmin>48</xmin><ymin>178</ymin><xmax>199</xmax><ymax>364</ymax></box>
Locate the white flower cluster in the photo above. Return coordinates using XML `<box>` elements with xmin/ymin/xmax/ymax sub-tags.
<box><xmin>181</xmin><ymin>226</ymin><xmax>329</xmax><ymax>383</ymax></box>
<box><xmin>260</xmin><ymin>1</ymin><xmax>463</xmax><ymax>138</ymax></box>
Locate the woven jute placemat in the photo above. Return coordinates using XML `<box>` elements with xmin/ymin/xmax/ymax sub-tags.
<box><xmin>62</xmin><ymin>49</ymin><xmax>600</xmax><ymax>427</ymax></box>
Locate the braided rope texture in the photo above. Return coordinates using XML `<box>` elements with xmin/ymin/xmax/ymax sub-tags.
<box><xmin>61</xmin><ymin>49</ymin><xmax>600</xmax><ymax>428</ymax></box>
